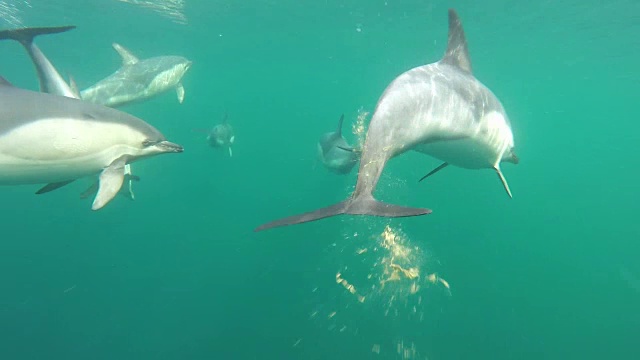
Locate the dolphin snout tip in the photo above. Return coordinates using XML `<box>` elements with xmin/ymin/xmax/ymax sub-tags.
<box><xmin>159</xmin><ymin>141</ymin><xmax>184</xmax><ymax>153</ymax></box>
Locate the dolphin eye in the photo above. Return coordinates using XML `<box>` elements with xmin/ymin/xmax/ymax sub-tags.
<box><xmin>142</xmin><ymin>140</ymin><xmax>155</xmax><ymax>147</ymax></box>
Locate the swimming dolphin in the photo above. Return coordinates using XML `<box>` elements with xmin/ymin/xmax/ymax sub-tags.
<box><xmin>317</xmin><ymin>114</ymin><xmax>359</xmax><ymax>175</ymax></box>
<box><xmin>0</xmin><ymin>26</ymin><xmax>140</xmax><ymax>200</ymax></box>
<box><xmin>80</xmin><ymin>43</ymin><xmax>192</xmax><ymax>108</ymax></box>
<box><xmin>0</xmin><ymin>77</ymin><xmax>183</xmax><ymax>210</ymax></box>
<box><xmin>254</xmin><ymin>9</ymin><xmax>518</xmax><ymax>232</ymax></box>
<box><xmin>205</xmin><ymin>113</ymin><xmax>235</xmax><ymax>157</ymax></box>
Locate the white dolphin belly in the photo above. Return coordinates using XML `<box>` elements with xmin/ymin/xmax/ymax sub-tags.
<box><xmin>0</xmin><ymin>118</ymin><xmax>141</xmax><ymax>184</ymax></box>
<box><xmin>414</xmin><ymin>137</ymin><xmax>494</xmax><ymax>169</ymax></box>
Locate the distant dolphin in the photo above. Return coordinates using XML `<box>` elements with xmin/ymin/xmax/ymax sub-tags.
<box><xmin>255</xmin><ymin>9</ymin><xmax>518</xmax><ymax>232</ymax></box>
<box><xmin>0</xmin><ymin>26</ymin><xmax>140</xmax><ymax>200</ymax></box>
<box><xmin>80</xmin><ymin>43</ymin><xmax>192</xmax><ymax>108</ymax></box>
<box><xmin>205</xmin><ymin>113</ymin><xmax>235</xmax><ymax>157</ymax></box>
<box><xmin>317</xmin><ymin>114</ymin><xmax>359</xmax><ymax>174</ymax></box>
<box><xmin>0</xmin><ymin>77</ymin><xmax>183</xmax><ymax>210</ymax></box>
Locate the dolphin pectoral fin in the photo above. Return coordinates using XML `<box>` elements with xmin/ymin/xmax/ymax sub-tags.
<box><xmin>418</xmin><ymin>162</ymin><xmax>449</xmax><ymax>182</ymax></box>
<box><xmin>230</xmin><ymin>136</ymin><xmax>235</xmax><ymax>144</ymax></box>
<box><xmin>92</xmin><ymin>157</ymin><xmax>127</xmax><ymax>210</ymax></box>
<box><xmin>494</xmin><ymin>166</ymin><xmax>513</xmax><ymax>198</ymax></box>
<box><xmin>35</xmin><ymin>179</ymin><xmax>76</xmax><ymax>195</ymax></box>
<box><xmin>337</xmin><ymin>145</ymin><xmax>362</xmax><ymax>154</ymax></box>
<box><xmin>254</xmin><ymin>194</ymin><xmax>431</xmax><ymax>232</ymax></box>
<box><xmin>176</xmin><ymin>83</ymin><xmax>185</xmax><ymax>103</ymax></box>
<box><xmin>120</xmin><ymin>164</ymin><xmax>136</xmax><ymax>201</ymax></box>
<box><xmin>80</xmin><ymin>181</ymin><xmax>99</xmax><ymax>199</ymax></box>
<box><xmin>228</xmin><ymin>147</ymin><xmax>233</xmax><ymax>157</ymax></box>
<box><xmin>120</xmin><ymin>177</ymin><xmax>135</xmax><ymax>201</ymax></box>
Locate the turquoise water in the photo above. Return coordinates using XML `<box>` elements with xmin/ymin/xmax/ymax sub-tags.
<box><xmin>0</xmin><ymin>0</ymin><xmax>639</xmax><ymax>359</ymax></box>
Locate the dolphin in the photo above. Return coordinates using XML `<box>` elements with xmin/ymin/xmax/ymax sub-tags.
<box><xmin>0</xmin><ymin>26</ymin><xmax>79</xmax><ymax>98</ymax></box>
<box><xmin>0</xmin><ymin>77</ymin><xmax>183</xmax><ymax>210</ymax></box>
<box><xmin>317</xmin><ymin>114</ymin><xmax>359</xmax><ymax>175</ymax></box>
<box><xmin>0</xmin><ymin>26</ymin><xmax>140</xmax><ymax>200</ymax></box>
<box><xmin>80</xmin><ymin>42</ymin><xmax>192</xmax><ymax>108</ymax></box>
<box><xmin>254</xmin><ymin>9</ymin><xmax>518</xmax><ymax>232</ymax></box>
<box><xmin>205</xmin><ymin>113</ymin><xmax>235</xmax><ymax>157</ymax></box>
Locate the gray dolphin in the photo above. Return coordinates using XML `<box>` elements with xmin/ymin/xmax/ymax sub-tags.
<box><xmin>0</xmin><ymin>26</ymin><xmax>78</xmax><ymax>98</ymax></box>
<box><xmin>80</xmin><ymin>43</ymin><xmax>192</xmax><ymax>108</ymax></box>
<box><xmin>206</xmin><ymin>113</ymin><xmax>235</xmax><ymax>157</ymax></box>
<box><xmin>0</xmin><ymin>77</ymin><xmax>183</xmax><ymax>210</ymax></box>
<box><xmin>317</xmin><ymin>114</ymin><xmax>359</xmax><ymax>175</ymax></box>
<box><xmin>0</xmin><ymin>26</ymin><xmax>140</xmax><ymax>201</ymax></box>
<box><xmin>254</xmin><ymin>9</ymin><xmax>518</xmax><ymax>232</ymax></box>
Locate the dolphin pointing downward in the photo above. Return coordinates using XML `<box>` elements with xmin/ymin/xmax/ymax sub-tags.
<box><xmin>317</xmin><ymin>114</ymin><xmax>359</xmax><ymax>175</ymax></box>
<box><xmin>80</xmin><ymin>43</ymin><xmax>192</xmax><ymax>108</ymax></box>
<box><xmin>255</xmin><ymin>9</ymin><xmax>518</xmax><ymax>232</ymax></box>
<box><xmin>0</xmin><ymin>77</ymin><xmax>183</xmax><ymax>210</ymax></box>
<box><xmin>0</xmin><ymin>25</ymin><xmax>141</xmax><ymax>201</ymax></box>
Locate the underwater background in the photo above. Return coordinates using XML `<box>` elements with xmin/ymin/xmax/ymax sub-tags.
<box><xmin>0</xmin><ymin>0</ymin><xmax>639</xmax><ymax>359</ymax></box>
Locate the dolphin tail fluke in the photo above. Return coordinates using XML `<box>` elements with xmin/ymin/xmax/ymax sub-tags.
<box><xmin>254</xmin><ymin>194</ymin><xmax>431</xmax><ymax>232</ymax></box>
<box><xmin>0</xmin><ymin>26</ymin><xmax>76</xmax><ymax>45</ymax></box>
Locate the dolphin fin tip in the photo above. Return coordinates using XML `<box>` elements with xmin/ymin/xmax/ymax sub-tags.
<box><xmin>494</xmin><ymin>167</ymin><xmax>513</xmax><ymax>198</ymax></box>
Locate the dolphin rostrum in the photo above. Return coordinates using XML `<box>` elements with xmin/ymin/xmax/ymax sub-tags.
<box><xmin>0</xmin><ymin>77</ymin><xmax>183</xmax><ymax>210</ymax></box>
<box><xmin>0</xmin><ymin>25</ymin><xmax>140</xmax><ymax>200</ymax></box>
<box><xmin>80</xmin><ymin>43</ymin><xmax>192</xmax><ymax>108</ymax></box>
<box><xmin>254</xmin><ymin>9</ymin><xmax>518</xmax><ymax>232</ymax></box>
<box><xmin>317</xmin><ymin>114</ymin><xmax>359</xmax><ymax>175</ymax></box>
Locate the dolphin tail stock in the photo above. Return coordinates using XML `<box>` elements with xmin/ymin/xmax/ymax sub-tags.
<box><xmin>254</xmin><ymin>193</ymin><xmax>431</xmax><ymax>232</ymax></box>
<box><xmin>0</xmin><ymin>25</ymin><xmax>76</xmax><ymax>45</ymax></box>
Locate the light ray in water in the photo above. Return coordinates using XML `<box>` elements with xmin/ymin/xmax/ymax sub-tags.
<box><xmin>0</xmin><ymin>0</ymin><xmax>31</xmax><ymax>28</ymax></box>
<box><xmin>117</xmin><ymin>0</ymin><xmax>187</xmax><ymax>25</ymax></box>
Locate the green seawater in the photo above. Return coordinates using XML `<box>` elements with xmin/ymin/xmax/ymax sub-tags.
<box><xmin>0</xmin><ymin>0</ymin><xmax>638</xmax><ymax>359</ymax></box>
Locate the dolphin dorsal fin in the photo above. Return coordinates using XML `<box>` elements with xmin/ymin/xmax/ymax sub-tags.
<box><xmin>112</xmin><ymin>43</ymin><xmax>139</xmax><ymax>66</ymax></box>
<box><xmin>440</xmin><ymin>9</ymin><xmax>472</xmax><ymax>74</ymax></box>
<box><xmin>336</xmin><ymin>114</ymin><xmax>344</xmax><ymax>137</ymax></box>
<box><xmin>0</xmin><ymin>76</ymin><xmax>13</xmax><ymax>87</ymax></box>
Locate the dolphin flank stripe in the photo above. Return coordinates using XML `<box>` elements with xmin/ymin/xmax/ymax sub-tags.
<box><xmin>0</xmin><ymin>77</ymin><xmax>183</xmax><ymax>210</ymax></box>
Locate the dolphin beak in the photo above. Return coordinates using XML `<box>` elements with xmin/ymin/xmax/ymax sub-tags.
<box><xmin>511</xmin><ymin>152</ymin><xmax>520</xmax><ymax>164</ymax></box>
<box><xmin>157</xmin><ymin>140</ymin><xmax>184</xmax><ymax>153</ymax></box>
